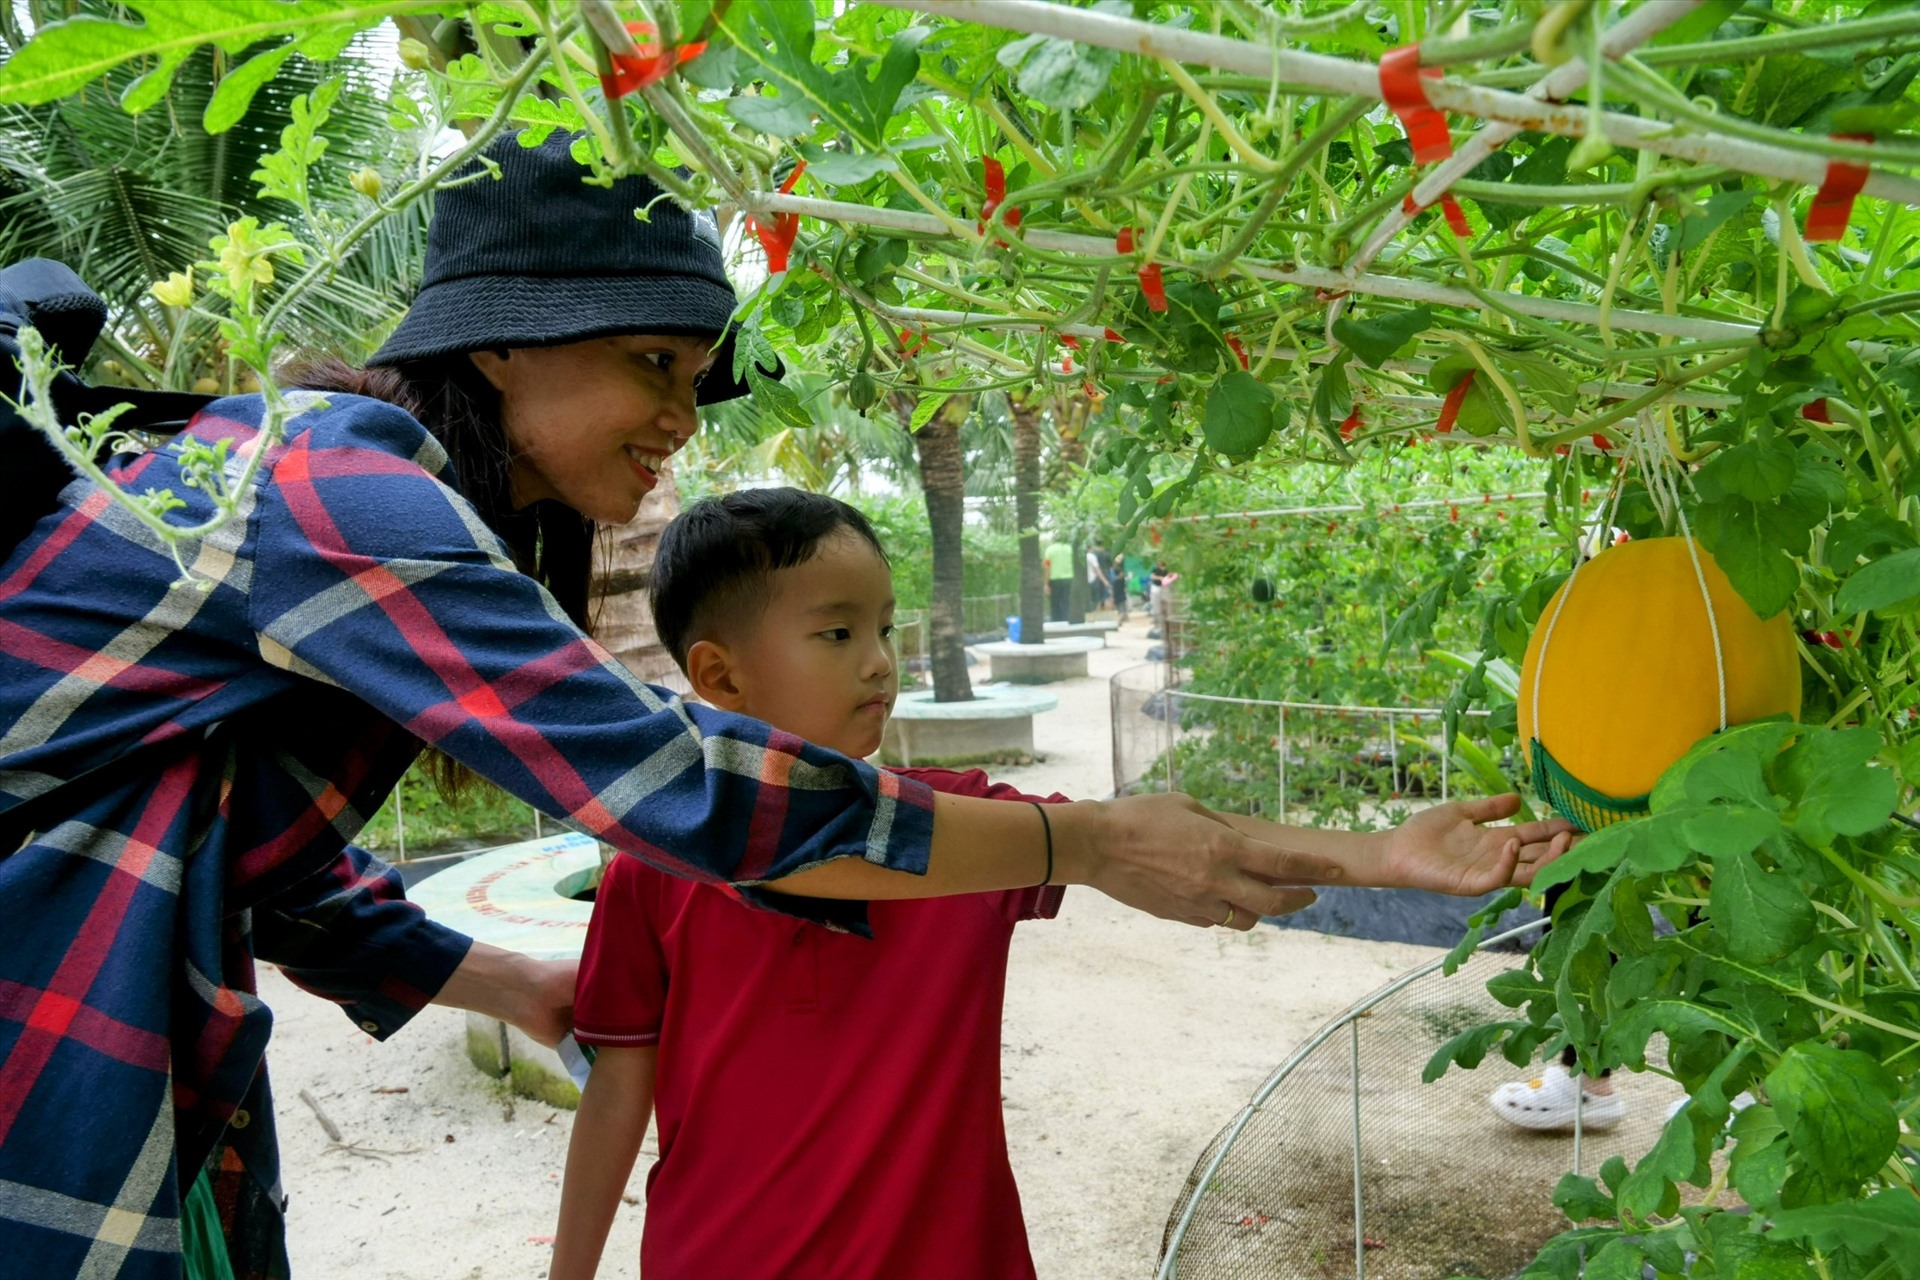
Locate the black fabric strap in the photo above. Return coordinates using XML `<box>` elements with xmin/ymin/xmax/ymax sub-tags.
<box><xmin>1030</xmin><ymin>801</ymin><xmax>1053</xmax><ymax>888</ymax></box>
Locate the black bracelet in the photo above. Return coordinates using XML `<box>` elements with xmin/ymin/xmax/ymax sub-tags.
<box><xmin>1030</xmin><ymin>801</ymin><xmax>1053</xmax><ymax>887</ymax></box>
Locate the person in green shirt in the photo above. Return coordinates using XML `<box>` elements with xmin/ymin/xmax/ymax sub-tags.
<box><xmin>1125</xmin><ymin>553</ymin><xmax>1151</xmax><ymax>607</ymax></box>
<box><xmin>1044</xmin><ymin>535</ymin><xmax>1074</xmax><ymax>622</ymax></box>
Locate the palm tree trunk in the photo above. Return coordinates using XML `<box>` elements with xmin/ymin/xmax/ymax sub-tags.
<box><xmin>590</xmin><ymin>462</ymin><xmax>687</xmax><ymax>692</ymax></box>
<box><xmin>1054</xmin><ymin>392</ymin><xmax>1092</xmax><ymax>626</ymax></box>
<box><xmin>914</xmin><ymin>397</ymin><xmax>974</xmax><ymax>702</ymax></box>
<box><xmin>1011</xmin><ymin>392</ymin><xmax>1047</xmax><ymax>646</ymax></box>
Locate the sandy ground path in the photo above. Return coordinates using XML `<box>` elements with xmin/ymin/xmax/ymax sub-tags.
<box><xmin>268</xmin><ymin>616</ymin><xmax>1469</xmax><ymax>1279</ymax></box>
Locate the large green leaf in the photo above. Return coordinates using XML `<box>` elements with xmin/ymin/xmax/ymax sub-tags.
<box><xmin>728</xmin><ymin>2</ymin><xmax>926</xmax><ymax>150</ymax></box>
<box><xmin>1692</xmin><ymin>497</ymin><xmax>1802</xmax><ymax>618</ymax></box>
<box><xmin>1769</xmin><ymin>1191</ymin><xmax>1920</xmax><ymax>1279</ymax></box>
<box><xmin>997</xmin><ymin>30</ymin><xmax>1119</xmax><ymax>111</ymax></box>
<box><xmin>1201</xmin><ymin>371</ymin><xmax>1276</xmax><ymax>458</ymax></box>
<box><xmin>1835</xmin><ymin>546</ymin><xmax>1920</xmax><ymax>614</ymax></box>
<box><xmin>1765</xmin><ymin>1044</ymin><xmax>1900</xmax><ymax>1188</ymax></box>
<box><xmin>0</xmin><ymin>1</ymin><xmax>432</xmax><ymax>108</ymax></box>
<box><xmin>1707</xmin><ymin>846</ymin><xmax>1814</xmax><ymax>963</ymax></box>
<box><xmin>1330</xmin><ymin>306</ymin><xmax>1431</xmax><ymax>368</ymax></box>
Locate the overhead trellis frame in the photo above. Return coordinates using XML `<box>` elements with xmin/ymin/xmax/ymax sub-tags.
<box><xmin>591</xmin><ymin>0</ymin><xmax>1919</xmax><ymax>459</ymax></box>
<box><xmin>742</xmin><ymin>193</ymin><xmax>1894</xmax><ymax>350</ymax></box>
<box><xmin>874</xmin><ymin>0</ymin><xmax>1920</xmax><ymax>201</ymax></box>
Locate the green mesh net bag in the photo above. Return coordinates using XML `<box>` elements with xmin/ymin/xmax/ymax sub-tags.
<box><xmin>1528</xmin><ymin>737</ymin><xmax>1651</xmax><ymax>834</ymax></box>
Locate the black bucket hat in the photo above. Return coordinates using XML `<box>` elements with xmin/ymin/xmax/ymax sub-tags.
<box><xmin>370</xmin><ymin>131</ymin><xmax>768</xmax><ymax>404</ymax></box>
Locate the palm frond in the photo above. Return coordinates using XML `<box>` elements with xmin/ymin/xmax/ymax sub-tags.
<box><xmin>0</xmin><ymin>28</ymin><xmax>430</xmax><ymax>384</ymax></box>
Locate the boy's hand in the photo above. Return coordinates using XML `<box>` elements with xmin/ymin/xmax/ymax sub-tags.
<box><xmin>1378</xmin><ymin>795</ymin><xmax>1576</xmax><ymax>895</ymax></box>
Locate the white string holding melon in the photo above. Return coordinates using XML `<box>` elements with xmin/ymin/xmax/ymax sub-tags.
<box><xmin>1518</xmin><ymin>515</ymin><xmax>1801</xmax><ymax>834</ymax></box>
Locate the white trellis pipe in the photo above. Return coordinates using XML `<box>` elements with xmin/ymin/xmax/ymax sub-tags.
<box><xmin>1351</xmin><ymin>0</ymin><xmax>1698</xmax><ymax>278</ymax></box>
<box><xmin>875</xmin><ymin>0</ymin><xmax>1920</xmax><ymax>207</ymax></box>
<box><xmin>1253</xmin><ymin>344</ymin><xmax>1740</xmax><ymax>411</ymax></box>
<box><xmin>757</xmin><ymin>194</ymin><xmax>1736</xmax><ymax>337</ymax></box>
<box><xmin>879</xmin><ymin>307</ymin><xmax>1742</xmax><ymax>410</ymax></box>
<box><xmin>756</xmin><ymin>192</ymin><xmax>1851</xmax><ymax>347</ymax></box>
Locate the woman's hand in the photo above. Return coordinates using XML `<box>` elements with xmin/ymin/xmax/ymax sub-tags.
<box><xmin>434</xmin><ymin>942</ymin><xmax>577</xmax><ymax>1048</ymax></box>
<box><xmin>509</xmin><ymin>956</ymin><xmax>579</xmax><ymax>1049</ymax></box>
<box><xmin>1376</xmin><ymin>794</ymin><xmax>1576</xmax><ymax>896</ymax></box>
<box><xmin>1051</xmin><ymin>793</ymin><xmax>1342</xmax><ymax>929</ymax></box>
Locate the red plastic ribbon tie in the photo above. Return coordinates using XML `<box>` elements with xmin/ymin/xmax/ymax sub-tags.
<box><xmin>1380</xmin><ymin>45</ymin><xmax>1452</xmax><ymax>165</ymax></box>
<box><xmin>1060</xmin><ymin>334</ymin><xmax>1081</xmax><ymax>349</ymax></box>
<box><xmin>899</xmin><ymin>328</ymin><xmax>927</xmax><ymax>358</ymax></box>
<box><xmin>744</xmin><ymin>161</ymin><xmax>806</xmax><ymax>274</ymax></box>
<box><xmin>1140</xmin><ymin>262</ymin><xmax>1167</xmax><ymax>311</ymax></box>
<box><xmin>1339</xmin><ymin>408</ymin><xmax>1363</xmax><ymax>441</ymax></box>
<box><xmin>1402</xmin><ymin>191</ymin><xmax>1470</xmax><ymax>236</ymax></box>
<box><xmin>1805</xmin><ymin>134</ymin><xmax>1872</xmax><ymax>243</ymax></box>
<box><xmin>1592</xmin><ymin>433</ymin><xmax>1613</xmax><ymax>452</ymax></box>
<box><xmin>978</xmin><ymin>157</ymin><xmax>1023</xmax><ymax>242</ymax></box>
<box><xmin>1225</xmin><ymin>334</ymin><xmax>1250</xmax><ymax>371</ymax></box>
<box><xmin>1104</xmin><ymin>327</ymin><xmax>1126</xmax><ymax>343</ymax></box>
<box><xmin>1118</xmin><ymin>228</ymin><xmax>1168</xmax><ymax>312</ymax></box>
<box><xmin>1803</xmin><ymin>397</ymin><xmax>1832</xmax><ymax>423</ymax></box>
<box><xmin>600</xmin><ymin>22</ymin><xmax>704</xmax><ymax>99</ymax></box>
<box><xmin>1436</xmin><ymin>368</ymin><xmax>1474</xmax><ymax>433</ymax></box>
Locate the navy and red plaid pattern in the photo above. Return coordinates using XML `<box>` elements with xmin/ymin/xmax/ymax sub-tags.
<box><xmin>0</xmin><ymin>392</ymin><xmax>936</xmax><ymax>1278</ymax></box>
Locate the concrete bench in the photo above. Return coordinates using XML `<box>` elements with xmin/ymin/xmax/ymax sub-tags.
<box><xmin>879</xmin><ymin>685</ymin><xmax>1059</xmax><ymax>767</ymax></box>
<box><xmin>1043</xmin><ymin>620</ymin><xmax>1121</xmax><ymax>645</ymax></box>
<box><xmin>974</xmin><ymin>636</ymin><xmax>1104</xmax><ymax>684</ymax></box>
<box><xmin>408</xmin><ymin>832</ymin><xmax>601</xmax><ymax>1108</ymax></box>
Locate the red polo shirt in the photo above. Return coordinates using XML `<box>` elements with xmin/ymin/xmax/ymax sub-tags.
<box><xmin>574</xmin><ymin>767</ymin><xmax>1067</xmax><ymax>1280</ymax></box>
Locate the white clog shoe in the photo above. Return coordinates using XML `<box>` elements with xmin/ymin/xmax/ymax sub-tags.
<box><xmin>1488</xmin><ymin>1063</ymin><xmax>1628</xmax><ymax>1131</ymax></box>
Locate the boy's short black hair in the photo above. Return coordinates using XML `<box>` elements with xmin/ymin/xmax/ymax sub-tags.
<box><xmin>650</xmin><ymin>486</ymin><xmax>890</xmax><ymax>670</ymax></box>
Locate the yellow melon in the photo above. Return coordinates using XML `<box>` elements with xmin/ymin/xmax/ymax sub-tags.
<box><xmin>1517</xmin><ymin>536</ymin><xmax>1801</xmax><ymax>823</ymax></box>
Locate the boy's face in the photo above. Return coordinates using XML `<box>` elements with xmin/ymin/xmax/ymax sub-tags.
<box><xmin>701</xmin><ymin>530</ymin><xmax>897</xmax><ymax>759</ymax></box>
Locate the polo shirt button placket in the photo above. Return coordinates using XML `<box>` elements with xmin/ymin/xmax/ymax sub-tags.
<box><xmin>785</xmin><ymin>925</ymin><xmax>819</xmax><ymax>1014</ymax></box>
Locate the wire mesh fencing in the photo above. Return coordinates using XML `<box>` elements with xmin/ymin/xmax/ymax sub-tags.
<box><xmin>893</xmin><ymin>608</ymin><xmax>929</xmax><ymax>687</ymax></box>
<box><xmin>1157</xmin><ymin>921</ymin><xmax>1690</xmax><ymax>1280</ymax></box>
<box><xmin>1110</xmin><ymin>663</ymin><xmax>1486</xmax><ymax>830</ymax></box>
<box><xmin>962</xmin><ymin>593</ymin><xmax>1014</xmax><ymax>638</ymax></box>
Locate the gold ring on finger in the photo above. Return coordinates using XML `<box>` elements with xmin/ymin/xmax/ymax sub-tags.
<box><xmin>1220</xmin><ymin>905</ymin><xmax>1236</xmax><ymax>928</ymax></box>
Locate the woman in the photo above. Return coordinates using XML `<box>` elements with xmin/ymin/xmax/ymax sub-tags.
<box><xmin>0</xmin><ymin>132</ymin><xmax>1571</xmax><ymax>1278</ymax></box>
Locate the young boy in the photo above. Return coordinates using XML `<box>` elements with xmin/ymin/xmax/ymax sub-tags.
<box><xmin>551</xmin><ymin>488</ymin><xmax>1068</xmax><ymax>1280</ymax></box>
<box><xmin>551</xmin><ymin>489</ymin><xmax>1571</xmax><ymax>1278</ymax></box>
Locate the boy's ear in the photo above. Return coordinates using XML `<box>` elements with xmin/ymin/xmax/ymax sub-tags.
<box><xmin>684</xmin><ymin>638</ymin><xmax>747</xmax><ymax>710</ymax></box>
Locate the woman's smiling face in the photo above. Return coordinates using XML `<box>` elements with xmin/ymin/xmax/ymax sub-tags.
<box><xmin>471</xmin><ymin>334</ymin><xmax>717</xmax><ymax>524</ymax></box>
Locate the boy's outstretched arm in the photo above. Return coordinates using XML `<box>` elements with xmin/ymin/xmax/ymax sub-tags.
<box><xmin>1217</xmin><ymin>794</ymin><xmax>1575</xmax><ymax>897</ymax></box>
<box><xmin>552</xmin><ymin>1046</ymin><xmax>657</xmax><ymax>1280</ymax></box>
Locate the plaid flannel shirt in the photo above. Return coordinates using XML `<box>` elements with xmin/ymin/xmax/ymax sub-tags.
<box><xmin>0</xmin><ymin>392</ymin><xmax>936</xmax><ymax>1279</ymax></box>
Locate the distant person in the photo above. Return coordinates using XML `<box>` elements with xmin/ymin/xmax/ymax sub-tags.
<box><xmin>1125</xmin><ymin>552</ymin><xmax>1151</xmax><ymax>606</ymax></box>
<box><xmin>1087</xmin><ymin>544</ymin><xmax>1109</xmax><ymax>610</ymax></box>
<box><xmin>550</xmin><ymin>488</ymin><xmax>1577</xmax><ymax>1280</ymax></box>
<box><xmin>1109</xmin><ymin>548</ymin><xmax>1130</xmax><ymax>622</ymax></box>
<box><xmin>1044</xmin><ymin>533</ymin><xmax>1074</xmax><ymax>622</ymax></box>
